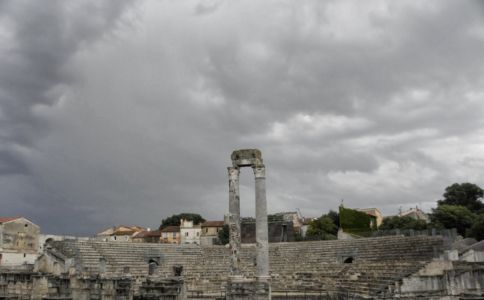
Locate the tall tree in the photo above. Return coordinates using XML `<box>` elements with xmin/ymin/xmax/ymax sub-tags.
<box><xmin>326</xmin><ymin>210</ymin><xmax>340</xmax><ymax>228</ymax></box>
<box><xmin>379</xmin><ymin>216</ymin><xmax>427</xmax><ymax>231</ymax></box>
<box><xmin>430</xmin><ymin>205</ymin><xmax>476</xmax><ymax>236</ymax></box>
<box><xmin>468</xmin><ymin>214</ymin><xmax>484</xmax><ymax>241</ymax></box>
<box><xmin>160</xmin><ymin>213</ymin><xmax>205</xmax><ymax>229</ymax></box>
<box><xmin>306</xmin><ymin>215</ymin><xmax>338</xmax><ymax>240</ymax></box>
<box><xmin>438</xmin><ymin>183</ymin><xmax>484</xmax><ymax>213</ymax></box>
<box><xmin>217</xmin><ymin>225</ymin><xmax>230</xmax><ymax>245</ymax></box>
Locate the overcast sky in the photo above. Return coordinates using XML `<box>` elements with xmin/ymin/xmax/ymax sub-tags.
<box><xmin>1</xmin><ymin>0</ymin><xmax>484</xmax><ymax>235</ymax></box>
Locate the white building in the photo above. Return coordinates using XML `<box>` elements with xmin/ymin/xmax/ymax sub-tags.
<box><xmin>180</xmin><ymin>219</ymin><xmax>201</xmax><ymax>245</ymax></box>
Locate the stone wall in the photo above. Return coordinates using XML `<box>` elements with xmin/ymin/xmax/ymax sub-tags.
<box><xmin>395</xmin><ymin>260</ymin><xmax>484</xmax><ymax>299</ymax></box>
<box><xmin>241</xmin><ymin>221</ymin><xmax>295</xmax><ymax>243</ymax></box>
<box><xmin>0</xmin><ymin>218</ymin><xmax>41</xmax><ymax>267</ymax></box>
<box><xmin>0</xmin><ymin>218</ymin><xmax>39</xmax><ymax>253</ymax></box>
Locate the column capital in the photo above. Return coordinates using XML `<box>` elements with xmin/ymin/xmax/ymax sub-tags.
<box><xmin>252</xmin><ymin>164</ymin><xmax>265</xmax><ymax>178</ymax></box>
<box><xmin>228</xmin><ymin>166</ymin><xmax>240</xmax><ymax>180</ymax></box>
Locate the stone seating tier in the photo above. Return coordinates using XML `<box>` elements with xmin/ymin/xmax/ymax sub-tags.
<box><xmin>54</xmin><ymin>235</ymin><xmax>443</xmax><ymax>297</ymax></box>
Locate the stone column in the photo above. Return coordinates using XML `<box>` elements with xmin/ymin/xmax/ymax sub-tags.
<box><xmin>253</xmin><ymin>164</ymin><xmax>269</xmax><ymax>278</ymax></box>
<box><xmin>228</xmin><ymin>166</ymin><xmax>241</xmax><ymax>276</ymax></box>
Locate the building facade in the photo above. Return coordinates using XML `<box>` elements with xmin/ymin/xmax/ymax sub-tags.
<box><xmin>160</xmin><ymin>226</ymin><xmax>180</xmax><ymax>244</ymax></box>
<box><xmin>132</xmin><ymin>230</ymin><xmax>161</xmax><ymax>243</ymax></box>
<box><xmin>399</xmin><ymin>207</ymin><xmax>430</xmax><ymax>222</ymax></box>
<box><xmin>180</xmin><ymin>219</ymin><xmax>201</xmax><ymax>245</ymax></box>
<box><xmin>200</xmin><ymin>221</ymin><xmax>225</xmax><ymax>246</ymax></box>
<box><xmin>0</xmin><ymin>217</ymin><xmax>40</xmax><ymax>266</ymax></box>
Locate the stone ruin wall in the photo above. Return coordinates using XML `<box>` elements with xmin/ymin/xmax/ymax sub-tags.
<box><xmin>5</xmin><ymin>235</ymin><xmax>482</xmax><ymax>299</ymax></box>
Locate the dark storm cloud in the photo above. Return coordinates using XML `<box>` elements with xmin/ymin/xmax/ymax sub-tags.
<box><xmin>0</xmin><ymin>0</ymin><xmax>136</xmax><ymax>231</ymax></box>
<box><xmin>0</xmin><ymin>0</ymin><xmax>134</xmax><ymax>167</ymax></box>
<box><xmin>1</xmin><ymin>0</ymin><xmax>484</xmax><ymax>235</ymax></box>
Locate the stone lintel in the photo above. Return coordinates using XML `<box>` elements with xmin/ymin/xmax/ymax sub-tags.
<box><xmin>231</xmin><ymin>149</ymin><xmax>263</xmax><ymax>167</ymax></box>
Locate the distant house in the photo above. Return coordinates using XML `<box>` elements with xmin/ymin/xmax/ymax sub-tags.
<box><xmin>273</xmin><ymin>212</ymin><xmax>302</xmax><ymax>227</ymax></box>
<box><xmin>180</xmin><ymin>219</ymin><xmax>201</xmax><ymax>245</ymax></box>
<box><xmin>0</xmin><ymin>216</ymin><xmax>40</xmax><ymax>266</ymax></box>
<box><xmin>200</xmin><ymin>221</ymin><xmax>225</xmax><ymax>246</ymax></box>
<box><xmin>398</xmin><ymin>207</ymin><xmax>429</xmax><ymax>223</ymax></box>
<box><xmin>132</xmin><ymin>230</ymin><xmax>162</xmax><ymax>243</ymax></box>
<box><xmin>96</xmin><ymin>225</ymin><xmax>145</xmax><ymax>242</ymax></box>
<box><xmin>357</xmin><ymin>208</ymin><xmax>384</xmax><ymax>227</ymax></box>
<box><xmin>160</xmin><ymin>226</ymin><xmax>180</xmax><ymax>244</ymax></box>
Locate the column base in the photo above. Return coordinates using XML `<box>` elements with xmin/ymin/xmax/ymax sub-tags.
<box><xmin>256</xmin><ymin>275</ymin><xmax>271</xmax><ymax>283</ymax></box>
<box><xmin>226</xmin><ymin>276</ymin><xmax>271</xmax><ymax>300</ymax></box>
<box><xmin>255</xmin><ymin>276</ymin><xmax>271</xmax><ymax>300</ymax></box>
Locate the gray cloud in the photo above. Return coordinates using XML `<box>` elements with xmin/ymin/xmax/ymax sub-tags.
<box><xmin>1</xmin><ymin>0</ymin><xmax>484</xmax><ymax>235</ymax></box>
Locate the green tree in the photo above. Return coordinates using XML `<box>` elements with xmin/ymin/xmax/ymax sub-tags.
<box><xmin>379</xmin><ymin>216</ymin><xmax>428</xmax><ymax>231</ymax></box>
<box><xmin>430</xmin><ymin>205</ymin><xmax>476</xmax><ymax>236</ymax></box>
<box><xmin>468</xmin><ymin>214</ymin><xmax>484</xmax><ymax>241</ymax></box>
<box><xmin>438</xmin><ymin>183</ymin><xmax>484</xmax><ymax>213</ymax></box>
<box><xmin>217</xmin><ymin>225</ymin><xmax>230</xmax><ymax>245</ymax></box>
<box><xmin>326</xmin><ymin>210</ymin><xmax>340</xmax><ymax>228</ymax></box>
<box><xmin>306</xmin><ymin>215</ymin><xmax>338</xmax><ymax>240</ymax></box>
<box><xmin>160</xmin><ymin>213</ymin><xmax>205</xmax><ymax>229</ymax></box>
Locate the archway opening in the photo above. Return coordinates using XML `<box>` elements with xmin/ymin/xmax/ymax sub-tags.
<box><xmin>148</xmin><ymin>259</ymin><xmax>159</xmax><ymax>275</ymax></box>
<box><xmin>343</xmin><ymin>256</ymin><xmax>354</xmax><ymax>264</ymax></box>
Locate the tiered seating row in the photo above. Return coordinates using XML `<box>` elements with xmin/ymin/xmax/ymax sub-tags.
<box><xmin>55</xmin><ymin>235</ymin><xmax>443</xmax><ymax>297</ymax></box>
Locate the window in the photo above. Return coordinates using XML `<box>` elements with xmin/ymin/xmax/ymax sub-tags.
<box><xmin>23</xmin><ymin>253</ymin><xmax>26</xmax><ymax>258</ymax></box>
<box><xmin>196</xmin><ymin>232</ymin><xmax>199</xmax><ymax>237</ymax></box>
<box><xmin>185</xmin><ymin>232</ymin><xmax>189</xmax><ymax>237</ymax></box>
<box><xmin>173</xmin><ymin>232</ymin><xmax>176</xmax><ymax>238</ymax></box>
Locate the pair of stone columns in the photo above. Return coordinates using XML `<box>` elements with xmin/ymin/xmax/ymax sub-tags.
<box><xmin>228</xmin><ymin>149</ymin><xmax>269</xmax><ymax>281</ymax></box>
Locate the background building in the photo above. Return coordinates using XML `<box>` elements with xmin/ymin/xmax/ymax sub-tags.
<box><xmin>200</xmin><ymin>221</ymin><xmax>224</xmax><ymax>246</ymax></box>
<box><xmin>132</xmin><ymin>230</ymin><xmax>161</xmax><ymax>243</ymax></box>
<box><xmin>357</xmin><ymin>208</ymin><xmax>383</xmax><ymax>227</ymax></box>
<box><xmin>241</xmin><ymin>221</ymin><xmax>295</xmax><ymax>243</ymax></box>
<box><xmin>160</xmin><ymin>226</ymin><xmax>180</xmax><ymax>244</ymax></box>
<box><xmin>398</xmin><ymin>207</ymin><xmax>430</xmax><ymax>222</ymax></box>
<box><xmin>96</xmin><ymin>225</ymin><xmax>145</xmax><ymax>242</ymax></box>
<box><xmin>0</xmin><ymin>217</ymin><xmax>40</xmax><ymax>266</ymax></box>
<box><xmin>180</xmin><ymin>219</ymin><xmax>201</xmax><ymax>245</ymax></box>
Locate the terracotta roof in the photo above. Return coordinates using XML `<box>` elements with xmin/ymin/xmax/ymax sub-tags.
<box><xmin>114</xmin><ymin>230</ymin><xmax>137</xmax><ymax>236</ymax></box>
<box><xmin>133</xmin><ymin>230</ymin><xmax>161</xmax><ymax>238</ymax></box>
<box><xmin>201</xmin><ymin>221</ymin><xmax>225</xmax><ymax>227</ymax></box>
<box><xmin>0</xmin><ymin>216</ymin><xmax>21</xmax><ymax>223</ymax></box>
<box><xmin>161</xmin><ymin>226</ymin><xmax>180</xmax><ymax>233</ymax></box>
